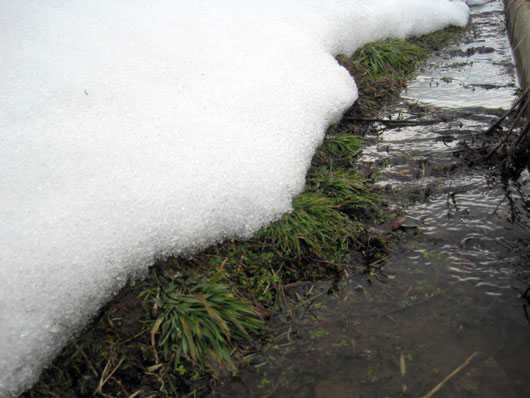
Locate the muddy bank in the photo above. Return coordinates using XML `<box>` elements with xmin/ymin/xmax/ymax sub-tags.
<box><xmin>504</xmin><ymin>0</ymin><xmax>530</xmax><ymax>118</ymax></box>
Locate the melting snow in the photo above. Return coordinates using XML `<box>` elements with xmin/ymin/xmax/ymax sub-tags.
<box><xmin>0</xmin><ymin>0</ymin><xmax>470</xmax><ymax>395</ymax></box>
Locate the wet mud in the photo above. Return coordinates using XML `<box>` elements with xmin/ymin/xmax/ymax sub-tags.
<box><xmin>211</xmin><ymin>2</ymin><xmax>530</xmax><ymax>397</ymax></box>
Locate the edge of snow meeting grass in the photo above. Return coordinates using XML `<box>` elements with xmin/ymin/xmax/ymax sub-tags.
<box><xmin>21</xmin><ymin>25</ymin><xmax>465</xmax><ymax>398</ymax></box>
<box><xmin>22</xmin><ymin>123</ymin><xmax>383</xmax><ymax>398</ymax></box>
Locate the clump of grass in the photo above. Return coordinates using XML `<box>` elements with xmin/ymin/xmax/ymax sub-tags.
<box><xmin>338</xmin><ymin>39</ymin><xmax>427</xmax><ymax>117</ymax></box>
<box><xmin>256</xmin><ymin>193</ymin><xmax>361</xmax><ymax>257</ymax></box>
<box><xmin>353</xmin><ymin>38</ymin><xmax>427</xmax><ymax>82</ymax></box>
<box><xmin>308</xmin><ymin>166</ymin><xmax>378</xmax><ymax>206</ymax></box>
<box><xmin>318</xmin><ymin>132</ymin><xmax>366</xmax><ymax>161</ymax></box>
<box><xmin>141</xmin><ymin>273</ymin><xmax>263</xmax><ymax>372</ymax></box>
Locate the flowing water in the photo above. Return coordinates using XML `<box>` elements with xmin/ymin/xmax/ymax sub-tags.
<box><xmin>212</xmin><ymin>1</ymin><xmax>530</xmax><ymax>397</ymax></box>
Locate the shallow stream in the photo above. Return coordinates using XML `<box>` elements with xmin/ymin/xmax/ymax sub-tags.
<box><xmin>212</xmin><ymin>1</ymin><xmax>530</xmax><ymax>397</ymax></box>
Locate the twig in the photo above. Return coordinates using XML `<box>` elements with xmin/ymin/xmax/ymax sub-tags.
<box><xmin>523</xmin><ymin>305</ymin><xmax>530</xmax><ymax>328</ymax></box>
<box><xmin>485</xmin><ymin>97</ymin><xmax>529</xmax><ymax>159</ymax></box>
<box><xmin>73</xmin><ymin>342</ymin><xmax>99</xmax><ymax>377</ymax></box>
<box><xmin>343</xmin><ymin>116</ymin><xmax>443</xmax><ymax>127</ymax></box>
<box><xmin>485</xmin><ymin>85</ymin><xmax>530</xmax><ymax>135</ymax></box>
<box><xmin>95</xmin><ymin>356</ymin><xmax>125</xmax><ymax>395</ymax></box>
<box><xmin>492</xmin><ymin>195</ymin><xmax>506</xmax><ymax>215</ymax></box>
<box><xmin>369</xmin><ymin>256</ymin><xmax>390</xmax><ymax>268</ymax></box>
<box><xmin>521</xmin><ymin>284</ymin><xmax>530</xmax><ymax>301</ymax></box>
<box><xmin>422</xmin><ymin>351</ymin><xmax>480</xmax><ymax>398</ymax></box>
<box><xmin>115</xmin><ymin>379</ymin><xmax>130</xmax><ymax>396</ymax></box>
<box><xmin>120</xmin><ymin>327</ymin><xmax>150</xmax><ymax>344</ymax></box>
<box><xmin>150</xmin><ymin>317</ymin><xmax>164</xmax><ymax>364</ymax></box>
<box><xmin>283</xmin><ymin>280</ymin><xmax>312</xmax><ymax>289</ymax></box>
<box><xmin>509</xmin><ymin>118</ymin><xmax>530</xmax><ymax>153</ymax></box>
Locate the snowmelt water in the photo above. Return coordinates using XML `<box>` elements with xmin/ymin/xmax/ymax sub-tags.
<box><xmin>0</xmin><ymin>0</ymin><xmax>471</xmax><ymax>396</ymax></box>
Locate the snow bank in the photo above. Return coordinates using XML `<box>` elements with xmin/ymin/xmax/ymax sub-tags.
<box><xmin>0</xmin><ymin>0</ymin><xmax>469</xmax><ymax>395</ymax></box>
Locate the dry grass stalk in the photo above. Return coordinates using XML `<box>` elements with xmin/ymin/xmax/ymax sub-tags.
<box><xmin>422</xmin><ymin>351</ymin><xmax>480</xmax><ymax>398</ymax></box>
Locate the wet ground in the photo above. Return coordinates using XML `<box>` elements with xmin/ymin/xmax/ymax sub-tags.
<box><xmin>211</xmin><ymin>1</ymin><xmax>530</xmax><ymax>397</ymax></box>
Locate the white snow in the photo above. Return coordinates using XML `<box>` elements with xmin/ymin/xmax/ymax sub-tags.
<box><xmin>0</xmin><ymin>0</ymin><xmax>469</xmax><ymax>395</ymax></box>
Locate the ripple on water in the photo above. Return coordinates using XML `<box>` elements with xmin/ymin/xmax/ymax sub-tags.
<box><xmin>403</xmin><ymin>1</ymin><xmax>517</xmax><ymax>109</ymax></box>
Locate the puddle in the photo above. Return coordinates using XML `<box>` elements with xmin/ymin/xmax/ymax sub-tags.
<box><xmin>211</xmin><ymin>2</ymin><xmax>530</xmax><ymax>397</ymax></box>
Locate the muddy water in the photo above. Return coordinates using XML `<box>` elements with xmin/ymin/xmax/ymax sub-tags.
<box><xmin>212</xmin><ymin>2</ymin><xmax>530</xmax><ymax>397</ymax></box>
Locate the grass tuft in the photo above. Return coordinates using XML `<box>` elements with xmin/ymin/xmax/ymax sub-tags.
<box><xmin>319</xmin><ymin>132</ymin><xmax>365</xmax><ymax>161</ymax></box>
<box><xmin>140</xmin><ymin>273</ymin><xmax>263</xmax><ymax>372</ymax></box>
<box><xmin>256</xmin><ymin>193</ymin><xmax>361</xmax><ymax>257</ymax></box>
<box><xmin>308</xmin><ymin>166</ymin><xmax>378</xmax><ymax>207</ymax></box>
<box><xmin>353</xmin><ymin>38</ymin><xmax>427</xmax><ymax>82</ymax></box>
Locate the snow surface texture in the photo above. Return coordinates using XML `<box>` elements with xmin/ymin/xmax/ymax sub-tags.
<box><xmin>0</xmin><ymin>0</ymin><xmax>469</xmax><ymax>395</ymax></box>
